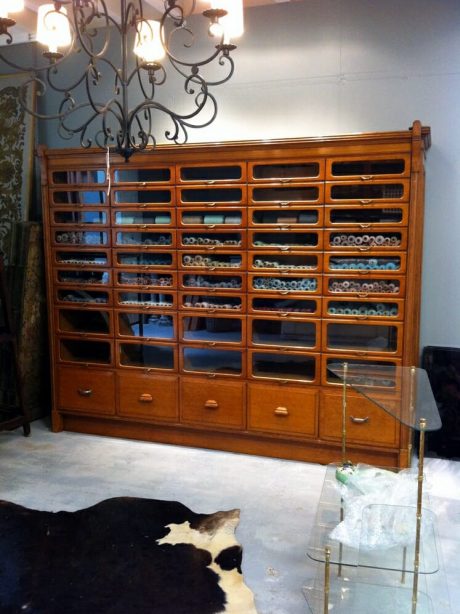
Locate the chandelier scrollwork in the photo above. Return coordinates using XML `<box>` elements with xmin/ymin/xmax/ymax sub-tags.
<box><xmin>0</xmin><ymin>0</ymin><xmax>243</xmax><ymax>160</ymax></box>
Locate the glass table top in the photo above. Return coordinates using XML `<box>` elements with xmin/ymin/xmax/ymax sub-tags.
<box><xmin>327</xmin><ymin>363</ymin><xmax>441</xmax><ymax>432</ymax></box>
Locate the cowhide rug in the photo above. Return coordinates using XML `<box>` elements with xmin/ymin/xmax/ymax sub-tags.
<box><xmin>0</xmin><ymin>497</ymin><xmax>258</xmax><ymax>614</ymax></box>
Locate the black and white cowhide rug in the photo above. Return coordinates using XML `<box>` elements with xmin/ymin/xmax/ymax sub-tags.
<box><xmin>0</xmin><ymin>497</ymin><xmax>258</xmax><ymax>613</ymax></box>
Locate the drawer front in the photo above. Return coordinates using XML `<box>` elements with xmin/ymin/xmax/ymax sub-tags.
<box><xmin>118</xmin><ymin>372</ymin><xmax>178</xmax><ymax>421</ymax></box>
<box><xmin>248</xmin><ymin>383</ymin><xmax>318</xmax><ymax>437</ymax></box>
<box><xmin>57</xmin><ymin>366</ymin><xmax>115</xmax><ymax>414</ymax></box>
<box><xmin>180</xmin><ymin>377</ymin><xmax>245</xmax><ymax>429</ymax></box>
<box><xmin>320</xmin><ymin>390</ymin><xmax>400</xmax><ymax>447</ymax></box>
<box><xmin>326</xmin><ymin>154</ymin><xmax>411</xmax><ymax>180</ymax></box>
<box><xmin>325</xmin><ymin>179</ymin><xmax>410</xmax><ymax>204</ymax></box>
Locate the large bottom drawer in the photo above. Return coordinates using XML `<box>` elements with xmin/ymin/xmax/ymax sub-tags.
<box><xmin>117</xmin><ymin>372</ymin><xmax>178</xmax><ymax>421</ymax></box>
<box><xmin>57</xmin><ymin>366</ymin><xmax>115</xmax><ymax>415</ymax></box>
<box><xmin>180</xmin><ymin>377</ymin><xmax>245</xmax><ymax>429</ymax></box>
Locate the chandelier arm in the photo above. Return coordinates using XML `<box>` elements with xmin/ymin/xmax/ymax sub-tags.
<box><xmin>72</xmin><ymin>0</ymin><xmax>121</xmax><ymax>60</ymax></box>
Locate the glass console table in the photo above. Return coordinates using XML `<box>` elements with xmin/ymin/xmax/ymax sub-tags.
<box><xmin>304</xmin><ymin>363</ymin><xmax>449</xmax><ymax>614</ymax></box>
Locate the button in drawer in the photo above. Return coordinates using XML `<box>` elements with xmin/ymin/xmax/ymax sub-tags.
<box><xmin>118</xmin><ymin>372</ymin><xmax>178</xmax><ymax>421</ymax></box>
<box><xmin>180</xmin><ymin>377</ymin><xmax>245</xmax><ymax>429</ymax></box>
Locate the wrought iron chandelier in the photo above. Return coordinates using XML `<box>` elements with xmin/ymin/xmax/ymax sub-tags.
<box><xmin>0</xmin><ymin>1</ymin><xmax>243</xmax><ymax>160</ymax></box>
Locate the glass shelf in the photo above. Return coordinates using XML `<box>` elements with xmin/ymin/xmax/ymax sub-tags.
<box><xmin>327</xmin><ymin>363</ymin><xmax>441</xmax><ymax>432</ymax></box>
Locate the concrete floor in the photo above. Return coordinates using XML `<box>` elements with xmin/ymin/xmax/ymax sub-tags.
<box><xmin>0</xmin><ymin>420</ymin><xmax>459</xmax><ymax>613</ymax></box>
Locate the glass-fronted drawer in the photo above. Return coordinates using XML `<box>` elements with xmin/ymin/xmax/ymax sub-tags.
<box><xmin>116</xmin><ymin>291</ymin><xmax>175</xmax><ymax>309</ymax></box>
<box><xmin>249</xmin><ymin>183</ymin><xmax>323</xmax><ymax>205</ymax></box>
<box><xmin>249</xmin><ymin>252</ymin><xmax>320</xmax><ymax>272</ymax></box>
<box><xmin>118</xmin><ymin>341</ymin><xmax>176</xmax><ymax>371</ymax></box>
<box><xmin>322</xmin><ymin>355</ymin><xmax>402</xmax><ymax>387</ymax></box>
<box><xmin>113</xmin><ymin>188</ymin><xmax>173</xmax><ymax>205</ymax></box>
<box><xmin>180</xmin><ymin>293</ymin><xmax>244</xmax><ymax>312</ymax></box>
<box><xmin>50</xmin><ymin>189</ymin><xmax>107</xmax><ymax>206</ymax></box>
<box><xmin>57</xmin><ymin>366</ymin><xmax>115</xmax><ymax>415</ymax></box>
<box><xmin>113</xmin><ymin>250</ymin><xmax>175</xmax><ymax>268</ymax></box>
<box><xmin>325</xmin><ymin>229</ymin><xmax>407</xmax><ymax>250</ymax></box>
<box><xmin>56</xmin><ymin>307</ymin><xmax>112</xmax><ymax>336</ymax></box>
<box><xmin>326</xmin><ymin>179</ymin><xmax>410</xmax><ymax>203</ymax></box>
<box><xmin>323</xmin><ymin>298</ymin><xmax>404</xmax><ymax>320</ymax></box>
<box><xmin>55</xmin><ymin>268</ymin><xmax>110</xmax><ymax>286</ymax></box>
<box><xmin>180</xmin><ymin>377</ymin><xmax>245</xmax><ymax>429</ymax></box>
<box><xmin>249</xmin><ymin>296</ymin><xmax>320</xmax><ymax>316</ymax></box>
<box><xmin>178</xmin><ymin>163</ymin><xmax>246</xmax><ymax>183</ymax></box>
<box><xmin>325</xmin><ymin>275</ymin><xmax>405</xmax><ymax>297</ymax></box>
<box><xmin>59</xmin><ymin>338</ymin><xmax>112</xmax><ymax>365</ymax></box>
<box><xmin>53</xmin><ymin>249</ymin><xmax>110</xmax><ymax>267</ymax></box>
<box><xmin>51</xmin><ymin>209</ymin><xmax>108</xmax><ymax>226</ymax></box>
<box><xmin>181</xmin><ymin>346</ymin><xmax>243</xmax><ymax>377</ymax></box>
<box><xmin>112</xmin><ymin>209</ymin><xmax>175</xmax><ymax>227</ymax></box>
<box><xmin>113</xmin><ymin>230</ymin><xmax>174</xmax><ymax>248</ymax></box>
<box><xmin>250</xmin><ymin>230</ymin><xmax>321</xmax><ymax>250</ymax></box>
<box><xmin>180</xmin><ymin>252</ymin><xmax>245</xmax><ymax>270</ymax></box>
<box><xmin>249</xmin><ymin>349</ymin><xmax>319</xmax><ymax>383</ymax></box>
<box><xmin>51</xmin><ymin>169</ymin><xmax>106</xmax><ymax>185</ymax></box>
<box><xmin>248</xmin><ymin>159</ymin><xmax>324</xmax><ymax>182</ymax></box>
<box><xmin>116</xmin><ymin>270</ymin><xmax>176</xmax><ymax>289</ymax></box>
<box><xmin>180</xmin><ymin>273</ymin><xmax>245</xmax><ymax>292</ymax></box>
<box><xmin>179</xmin><ymin>208</ymin><xmax>245</xmax><ymax>227</ymax></box>
<box><xmin>249</xmin><ymin>274</ymin><xmax>320</xmax><ymax>294</ymax></box>
<box><xmin>117</xmin><ymin>372</ymin><xmax>178</xmax><ymax>421</ymax></box>
<box><xmin>180</xmin><ymin>314</ymin><xmax>244</xmax><ymax>345</ymax></box>
<box><xmin>117</xmin><ymin>311</ymin><xmax>175</xmax><ymax>340</ymax></box>
<box><xmin>113</xmin><ymin>165</ymin><xmax>174</xmax><ymax>184</ymax></box>
<box><xmin>326</xmin><ymin>154</ymin><xmax>410</xmax><ymax>180</ymax></box>
<box><xmin>325</xmin><ymin>205</ymin><xmax>408</xmax><ymax>227</ymax></box>
<box><xmin>249</xmin><ymin>206</ymin><xmax>322</xmax><ymax>227</ymax></box>
<box><xmin>249</xmin><ymin>316</ymin><xmax>319</xmax><ymax>350</ymax></box>
<box><xmin>325</xmin><ymin>253</ymin><xmax>406</xmax><ymax>273</ymax></box>
<box><xmin>323</xmin><ymin>320</ymin><xmax>403</xmax><ymax>355</ymax></box>
<box><xmin>179</xmin><ymin>230</ymin><xmax>244</xmax><ymax>249</ymax></box>
<box><xmin>53</xmin><ymin>229</ymin><xmax>109</xmax><ymax>247</ymax></box>
<box><xmin>177</xmin><ymin>185</ymin><xmax>246</xmax><ymax>205</ymax></box>
<box><xmin>56</xmin><ymin>287</ymin><xmax>112</xmax><ymax>306</ymax></box>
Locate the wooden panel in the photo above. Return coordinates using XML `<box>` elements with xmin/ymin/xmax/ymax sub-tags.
<box><xmin>180</xmin><ymin>377</ymin><xmax>245</xmax><ymax>429</ymax></box>
<box><xmin>118</xmin><ymin>372</ymin><xmax>178</xmax><ymax>421</ymax></box>
<box><xmin>248</xmin><ymin>383</ymin><xmax>318</xmax><ymax>437</ymax></box>
<box><xmin>57</xmin><ymin>366</ymin><xmax>115</xmax><ymax>415</ymax></box>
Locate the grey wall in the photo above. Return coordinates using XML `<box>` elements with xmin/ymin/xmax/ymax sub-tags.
<box><xmin>5</xmin><ymin>0</ymin><xmax>460</xmax><ymax>351</ymax></box>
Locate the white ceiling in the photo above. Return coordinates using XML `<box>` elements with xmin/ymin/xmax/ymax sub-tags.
<box><xmin>3</xmin><ymin>0</ymin><xmax>295</xmax><ymax>45</ymax></box>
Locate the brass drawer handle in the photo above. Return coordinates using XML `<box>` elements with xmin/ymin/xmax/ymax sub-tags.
<box><xmin>77</xmin><ymin>388</ymin><xmax>93</xmax><ymax>397</ymax></box>
<box><xmin>357</xmin><ymin>292</ymin><xmax>369</xmax><ymax>298</ymax></box>
<box><xmin>139</xmin><ymin>393</ymin><xmax>153</xmax><ymax>403</ymax></box>
<box><xmin>206</xmin><ymin>246</ymin><xmax>216</xmax><ymax>251</ymax></box>
<box><xmin>207</xmin><ymin>180</ymin><xmax>216</xmax><ymax>185</ymax></box>
<box><xmin>280</xmin><ymin>178</ymin><xmax>291</xmax><ymax>184</ymax></box>
<box><xmin>205</xmin><ymin>399</ymin><xmax>219</xmax><ymax>410</ymax></box>
<box><xmin>278</xmin><ymin>226</ymin><xmax>290</xmax><ymax>231</ymax></box>
<box><xmin>359</xmin><ymin>223</ymin><xmax>371</xmax><ymax>228</ymax></box>
<box><xmin>207</xmin><ymin>202</ymin><xmax>217</xmax><ymax>207</ymax></box>
<box><xmin>360</xmin><ymin>175</ymin><xmax>373</xmax><ymax>181</ymax></box>
<box><xmin>279</xmin><ymin>246</ymin><xmax>290</xmax><ymax>252</ymax></box>
<box><xmin>359</xmin><ymin>199</ymin><xmax>373</xmax><ymax>205</ymax></box>
<box><xmin>279</xmin><ymin>312</ymin><xmax>289</xmax><ymax>317</ymax></box>
<box><xmin>356</xmin><ymin>315</ymin><xmax>368</xmax><ymax>320</ymax></box>
<box><xmin>274</xmin><ymin>406</ymin><xmax>289</xmax><ymax>416</ymax></box>
<box><xmin>350</xmin><ymin>416</ymin><xmax>369</xmax><ymax>424</ymax></box>
<box><xmin>208</xmin><ymin>341</ymin><xmax>217</xmax><ymax>346</ymax></box>
<box><xmin>207</xmin><ymin>224</ymin><xmax>216</xmax><ymax>229</ymax></box>
<box><xmin>358</xmin><ymin>246</ymin><xmax>371</xmax><ymax>251</ymax></box>
<box><xmin>279</xmin><ymin>201</ymin><xmax>291</xmax><ymax>207</ymax></box>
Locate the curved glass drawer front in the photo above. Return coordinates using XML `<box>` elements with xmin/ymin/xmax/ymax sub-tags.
<box><xmin>117</xmin><ymin>272</ymin><xmax>173</xmax><ymax>287</ymax></box>
<box><xmin>55</xmin><ymin>231</ymin><xmax>108</xmax><ymax>246</ymax></box>
<box><xmin>183</xmin><ymin>347</ymin><xmax>242</xmax><ymax>375</ymax></box>
<box><xmin>57</xmin><ymin>289</ymin><xmax>110</xmax><ymax>305</ymax></box>
<box><xmin>114</xmin><ymin>167</ymin><xmax>172</xmax><ymax>183</ymax></box>
<box><xmin>328</xmin><ymin>278</ymin><xmax>401</xmax><ymax>294</ymax></box>
<box><xmin>55</xmin><ymin>251</ymin><xmax>109</xmax><ymax>266</ymax></box>
<box><xmin>329</xmin><ymin>256</ymin><xmax>401</xmax><ymax>271</ymax></box>
<box><xmin>52</xmin><ymin>210</ymin><xmax>108</xmax><ymax>225</ymax></box>
<box><xmin>252</xmin><ymin>319</ymin><xmax>316</xmax><ymax>348</ymax></box>
<box><xmin>327</xmin><ymin>364</ymin><xmax>442</xmax><ymax>430</ymax></box>
<box><xmin>251</xmin><ymin>297</ymin><xmax>317</xmax><ymax>314</ymax></box>
<box><xmin>252</xmin><ymin>276</ymin><xmax>318</xmax><ymax>292</ymax></box>
<box><xmin>251</xmin><ymin>186</ymin><xmax>320</xmax><ymax>203</ymax></box>
<box><xmin>330</xmin><ymin>183</ymin><xmax>405</xmax><ymax>200</ymax></box>
<box><xmin>180</xmin><ymin>210</ymin><xmax>243</xmax><ymax>226</ymax></box>
<box><xmin>114</xmin><ymin>211</ymin><xmax>172</xmax><ymax>226</ymax></box>
<box><xmin>118</xmin><ymin>292</ymin><xmax>174</xmax><ymax>308</ymax></box>
<box><xmin>60</xmin><ymin>339</ymin><xmax>111</xmax><ymax>364</ymax></box>
<box><xmin>115</xmin><ymin>252</ymin><xmax>173</xmax><ymax>267</ymax></box>
<box><xmin>251</xmin><ymin>254</ymin><xmax>318</xmax><ymax>271</ymax></box>
<box><xmin>118</xmin><ymin>312</ymin><xmax>174</xmax><ymax>339</ymax></box>
<box><xmin>114</xmin><ymin>189</ymin><xmax>172</xmax><ymax>204</ymax></box>
<box><xmin>57</xmin><ymin>270</ymin><xmax>110</xmax><ymax>285</ymax></box>
<box><xmin>180</xmin><ymin>164</ymin><xmax>243</xmax><ymax>182</ymax></box>
<box><xmin>251</xmin><ymin>352</ymin><xmax>316</xmax><ymax>381</ymax></box>
<box><xmin>181</xmin><ymin>253</ymin><xmax>242</xmax><ymax>269</ymax></box>
<box><xmin>330</xmin><ymin>158</ymin><xmax>407</xmax><ymax>177</ymax></box>
<box><xmin>181</xmin><ymin>232</ymin><xmax>242</xmax><ymax>247</ymax></box>
<box><xmin>58</xmin><ymin>309</ymin><xmax>110</xmax><ymax>334</ymax></box>
<box><xmin>328</xmin><ymin>207</ymin><xmax>404</xmax><ymax>225</ymax></box>
<box><xmin>327</xmin><ymin>322</ymin><xmax>399</xmax><ymax>352</ymax></box>
<box><xmin>120</xmin><ymin>343</ymin><xmax>175</xmax><ymax>369</ymax></box>
<box><xmin>182</xmin><ymin>294</ymin><xmax>242</xmax><ymax>311</ymax></box>
<box><xmin>325</xmin><ymin>357</ymin><xmax>398</xmax><ymax>387</ymax></box>
<box><xmin>182</xmin><ymin>274</ymin><xmax>243</xmax><ymax>290</ymax></box>
<box><xmin>327</xmin><ymin>301</ymin><xmax>400</xmax><ymax>317</ymax></box>
<box><xmin>180</xmin><ymin>187</ymin><xmax>243</xmax><ymax>203</ymax></box>
<box><xmin>52</xmin><ymin>170</ymin><xmax>106</xmax><ymax>184</ymax></box>
<box><xmin>329</xmin><ymin>232</ymin><xmax>402</xmax><ymax>248</ymax></box>
<box><xmin>251</xmin><ymin>209</ymin><xmax>319</xmax><ymax>225</ymax></box>
<box><xmin>115</xmin><ymin>232</ymin><xmax>172</xmax><ymax>246</ymax></box>
<box><xmin>252</xmin><ymin>232</ymin><xmax>319</xmax><ymax>249</ymax></box>
<box><xmin>51</xmin><ymin>190</ymin><xmax>107</xmax><ymax>205</ymax></box>
<box><xmin>251</xmin><ymin>161</ymin><xmax>321</xmax><ymax>181</ymax></box>
<box><xmin>182</xmin><ymin>316</ymin><xmax>242</xmax><ymax>344</ymax></box>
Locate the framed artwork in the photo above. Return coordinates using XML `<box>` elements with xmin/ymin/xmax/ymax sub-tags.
<box><xmin>0</xmin><ymin>72</ymin><xmax>36</xmax><ymax>262</ymax></box>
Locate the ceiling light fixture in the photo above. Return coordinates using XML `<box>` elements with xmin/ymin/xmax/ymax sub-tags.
<box><xmin>0</xmin><ymin>1</ymin><xmax>243</xmax><ymax>160</ymax></box>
